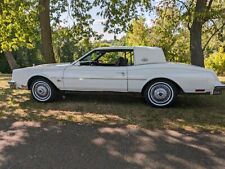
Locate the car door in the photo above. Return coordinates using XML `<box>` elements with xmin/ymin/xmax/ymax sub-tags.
<box><xmin>63</xmin><ymin>65</ymin><xmax>127</xmax><ymax>92</ymax></box>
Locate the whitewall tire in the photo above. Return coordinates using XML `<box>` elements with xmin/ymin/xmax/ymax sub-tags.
<box><xmin>144</xmin><ymin>80</ymin><xmax>177</xmax><ymax>107</ymax></box>
<box><xmin>30</xmin><ymin>78</ymin><xmax>57</xmax><ymax>102</ymax></box>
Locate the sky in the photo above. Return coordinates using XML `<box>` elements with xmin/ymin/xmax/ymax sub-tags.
<box><xmin>60</xmin><ymin>4</ymin><xmax>155</xmax><ymax>40</ymax></box>
<box><xmin>60</xmin><ymin>7</ymin><xmax>125</xmax><ymax>40</ymax></box>
<box><xmin>90</xmin><ymin>9</ymin><xmax>155</xmax><ymax>40</ymax></box>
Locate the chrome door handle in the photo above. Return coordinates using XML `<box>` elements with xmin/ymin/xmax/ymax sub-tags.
<box><xmin>121</xmin><ymin>72</ymin><xmax>125</xmax><ymax>76</ymax></box>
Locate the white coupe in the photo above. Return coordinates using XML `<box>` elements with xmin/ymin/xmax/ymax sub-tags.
<box><xmin>9</xmin><ymin>46</ymin><xmax>225</xmax><ymax>107</ymax></box>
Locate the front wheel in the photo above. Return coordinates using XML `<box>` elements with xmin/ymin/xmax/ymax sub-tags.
<box><xmin>30</xmin><ymin>78</ymin><xmax>57</xmax><ymax>102</ymax></box>
<box><xmin>143</xmin><ymin>80</ymin><xmax>177</xmax><ymax>107</ymax></box>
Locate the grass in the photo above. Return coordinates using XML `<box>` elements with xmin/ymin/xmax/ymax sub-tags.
<box><xmin>0</xmin><ymin>74</ymin><xmax>225</xmax><ymax>133</ymax></box>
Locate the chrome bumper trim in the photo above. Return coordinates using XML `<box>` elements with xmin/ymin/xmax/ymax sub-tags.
<box><xmin>213</xmin><ymin>85</ymin><xmax>225</xmax><ymax>95</ymax></box>
<box><xmin>8</xmin><ymin>80</ymin><xmax>16</xmax><ymax>89</ymax></box>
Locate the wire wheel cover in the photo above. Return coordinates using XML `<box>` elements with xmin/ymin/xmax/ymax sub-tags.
<box><xmin>148</xmin><ymin>82</ymin><xmax>174</xmax><ymax>105</ymax></box>
<box><xmin>32</xmin><ymin>81</ymin><xmax>51</xmax><ymax>101</ymax></box>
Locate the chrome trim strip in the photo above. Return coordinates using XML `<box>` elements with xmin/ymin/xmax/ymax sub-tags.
<box><xmin>8</xmin><ymin>80</ymin><xmax>16</xmax><ymax>84</ymax></box>
<box><xmin>8</xmin><ymin>80</ymin><xmax>16</xmax><ymax>89</ymax></box>
<box><xmin>128</xmin><ymin>78</ymin><xmax>146</xmax><ymax>81</ymax></box>
<box><xmin>213</xmin><ymin>85</ymin><xmax>225</xmax><ymax>95</ymax></box>
<box><xmin>214</xmin><ymin>85</ymin><xmax>225</xmax><ymax>90</ymax></box>
<box><xmin>65</xmin><ymin>77</ymin><xmax>146</xmax><ymax>81</ymax></box>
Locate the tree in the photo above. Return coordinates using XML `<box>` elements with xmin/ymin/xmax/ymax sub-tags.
<box><xmin>0</xmin><ymin>0</ymin><xmax>17</xmax><ymax>70</ymax></box>
<box><xmin>189</xmin><ymin>0</ymin><xmax>208</xmax><ymax>67</ymax></box>
<box><xmin>51</xmin><ymin>0</ymin><xmax>101</xmax><ymax>63</ymax></box>
<box><xmin>202</xmin><ymin>19</ymin><xmax>225</xmax><ymax>56</ymax></box>
<box><xmin>93</xmin><ymin>0</ymin><xmax>152</xmax><ymax>34</ymax></box>
<box><xmin>0</xmin><ymin>0</ymin><xmax>96</xmax><ymax>68</ymax></box>
<box><xmin>157</xmin><ymin>0</ymin><xmax>225</xmax><ymax>67</ymax></box>
<box><xmin>178</xmin><ymin>0</ymin><xmax>224</xmax><ymax>67</ymax></box>
<box><xmin>39</xmin><ymin>0</ymin><xmax>96</xmax><ymax>63</ymax></box>
<box><xmin>53</xmin><ymin>27</ymin><xmax>92</xmax><ymax>62</ymax></box>
<box><xmin>94</xmin><ymin>0</ymin><xmax>225</xmax><ymax>67</ymax></box>
<box><xmin>4</xmin><ymin>52</ymin><xmax>18</xmax><ymax>70</ymax></box>
<box><xmin>147</xmin><ymin>5</ymin><xmax>183</xmax><ymax>61</ymax></box>
<box><xmin>0</xmin><ymin>0</ymin><xmax>38</xmax><ymax>70</ymax></box>
<box><xmin>39</xmin><ymin>0</ymin><xmax>55</xmax><ymax>63</ymax></box>
<box><xmin>126</xmin><ymin>18</ymin><xmax>149</xmax><ymax>46</ymax></box>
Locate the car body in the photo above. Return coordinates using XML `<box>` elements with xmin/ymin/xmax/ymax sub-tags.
<box><xmin>9</xmin><ymin>46</ymin><xmax>225</xmax><ymax>107</ymax></box>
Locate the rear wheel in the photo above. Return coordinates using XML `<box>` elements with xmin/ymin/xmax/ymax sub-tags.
<box><xmin>143</xmin><ymin>80</ymin><xmax>177</xmax><ymax>107</ymax></box>
<box><xmin>30</xmin><ymin>78</ymin><xmax>57</xmax><ymax>102</ymax></box>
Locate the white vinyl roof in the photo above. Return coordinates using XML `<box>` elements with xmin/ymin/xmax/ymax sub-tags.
<box><xmin>133</xmin><ymin>46</ymin><xmax>166</xmax><ymax>65</ymax></box>
<box><xmin>94</xmin><ymin>46</ymin><xmax>134</xmax><ymax>50</ymax></box>
<box><xmin>95</xmin><ymin>46</ymin><xmax>166</xmax><ymax>65</ymax></box>
<box><xmin>94</xmin><ymin>46</ymin><xmax>161</xmax><ymax>51</ymax></box>
<box><xmin>75</xmin><ymin>46</ymin><xmax>166</xmax><ymax>65</ymax></box>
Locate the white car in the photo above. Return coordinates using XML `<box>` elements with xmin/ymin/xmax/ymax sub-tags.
<box><xmin>9</xmin><ymin>46</ymin><xmax>225</xmax><ymax>107</ymax></box>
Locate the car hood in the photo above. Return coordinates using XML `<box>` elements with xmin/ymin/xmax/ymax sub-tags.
<box><xmin>14</xmin><ymin>63</ymin><xmax>71</xmax><ymax>71</ymax></box>
<box><xmin>34</xmin><ymin>63</ymin><xmax>71</xmax><ymax>68</ymax></box>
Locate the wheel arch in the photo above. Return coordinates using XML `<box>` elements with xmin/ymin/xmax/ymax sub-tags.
<box><xmin>27</xmin><ymin>75</ymin><xmax>58</xmax><ymax>90</ymax></box>
<box><xmin>141</xmin><ymin>77</ymin><xmax>184</xmax><ymax>95</ymax></box>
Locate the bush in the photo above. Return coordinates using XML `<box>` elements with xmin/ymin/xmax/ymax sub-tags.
<box><xmin>205</xmin><ymin>47</ymin><xmax>225</xmax><ymax>75</ymax></box>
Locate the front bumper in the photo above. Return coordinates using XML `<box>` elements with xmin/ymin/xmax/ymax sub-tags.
<box><xmin>213</xmin><ymin>85</ymin><xmax>225</xmax><ymax>95</ymax></box>
<box><xmin>8</xmin><ymin>80</ymin><xmax>16</xmax><ymax>89</ymax></box>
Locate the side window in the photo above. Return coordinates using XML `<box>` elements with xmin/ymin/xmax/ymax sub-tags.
<box><xmin>98</xmin><ymin>51</ymin><xmax>134</xmax><ymax>66</ymax></box>
<box><xmin>98</xmin><ymin>52</ymin><xmax>123</xmax><ymax>64</ymax></box>
<box><xmin>81</xmin><ymin>51</ymin><xmax>100</xmax><ymax>62</ymax></box>
<box><xmin>80</xmin><ymin>50</ymin><xmax>134</xmax><ymax>66</ymax></box>
<box><xmin>79</xmin><ymin>51</ymin><xmax>103</xmax><ymax>66</ymax></box>
<box><xmin>125</xmin><ymin>51</ymin><xmax>134</xmax><ymax>66</ymax></box>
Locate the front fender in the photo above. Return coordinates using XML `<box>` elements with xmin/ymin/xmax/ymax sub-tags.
<box><xmin>12</xmin><ymin>68</ymin><xmax>64</xmax><ymax>89</ymax></box>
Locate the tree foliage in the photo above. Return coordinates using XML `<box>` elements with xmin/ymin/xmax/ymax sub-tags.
<box><xmin>0</xmin><ymin>0</ymin><xmax>39</xmax><ymax>69</ymax></box>
<box><xmin>93</xmin><ymin>0</ymin><xmax>152</xmax><ymax>34</ymax></box>
<box><xmin>53</xmin><ymin>27</ymin><xmax>93</xmax><ymax>62</ymax></box>
<box><xmin>0</xmin><ymin>0</ymin><xmax>38</xmax><ymax>52</ymax></box>
<box><xmin>126</xmin><ymin>18</ymin><xmax>149</xmax><ymax>46</ymax></box>
<box><xmin>205</xmin><ymin>47</ymin><xmax>225</xmax><ymax>75</ymax></box>
<box><xmin>95</xmin><ymin>0</ymin><xmax>225</xmax><ymax>67</ymax></box>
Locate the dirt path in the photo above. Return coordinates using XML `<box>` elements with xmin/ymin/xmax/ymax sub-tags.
<box><xmin>0</xmin><ymin>119</ymin><xmax>225</xmax><ymax>169</ymax></box>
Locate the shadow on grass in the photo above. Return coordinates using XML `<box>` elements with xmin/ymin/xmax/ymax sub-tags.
<box><xmin>0</xmin><ymin>118</ymin><xmax>225</xmax><ymax>169</ymax></box>
<box><xmin>1</xmin><ymin>85</ymin><xmax>225</xmax><ymax>133</ymax></box>
<box><xmin>0</xmin><ymin>74</ymin><xmax>11</xmax><ymax>80</ymax></box>
<box><xmin>1</xmin><ymin>75</ymin><xmax>225</xmax><ymax>168</ymax></box>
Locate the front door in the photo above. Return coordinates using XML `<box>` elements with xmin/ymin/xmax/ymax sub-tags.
<box><xmin>63</xmin><ymin>49</ymin><xmax>133</xmax><ymax>92</ymax></box>
<box><xmin>63</xmin><ymin>65</ymin><xmax>127</xmax><ymax>91</ymax></box>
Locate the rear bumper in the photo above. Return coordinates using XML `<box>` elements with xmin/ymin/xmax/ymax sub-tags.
<box><xmin>8</xmin><ymin>80</ymin><xmax>16</xmax><ymax>89</ymax></box>
<box><xmin>213</xmin><ymin>85</ymin><xmax>225</xmax><ymax>95</ymax></box>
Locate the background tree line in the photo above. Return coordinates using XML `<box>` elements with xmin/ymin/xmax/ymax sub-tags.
<box><xmin>0</xmin><ymin>0</ymin><xmax>224</xmax><ymax>74</ymax></box>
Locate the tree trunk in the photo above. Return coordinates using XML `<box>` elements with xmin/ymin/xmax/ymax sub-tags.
<box><xmin>39</xmin><ymin>0</ymin><xmax>56</xmax><ymax>63</ymax></box>
<box><xmin>4</xmin><ymin>51</ymin><xmax>18</xmax><ymax>70</ymax></box>
<box><xmin>190</xmin><ymin>0</ymin><xmax>207</xmax><ymax>67</ymax></box>
<box><xmin>190</xmin><ymin>21</ymin><xmax>204</xmax><ymax>67</ymax></box>
<box><xmin>0</xmin><ymin>1</ymin><xmax>18</xmax><ymax>70</ymax></box>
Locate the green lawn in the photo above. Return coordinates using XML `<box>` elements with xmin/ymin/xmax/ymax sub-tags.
<box><xmin>1</xmin><ymin>74</ymin><xmax>225</xmax><ymax>133</ymax></box>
